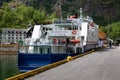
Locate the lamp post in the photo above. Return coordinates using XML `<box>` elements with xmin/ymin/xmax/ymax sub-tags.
<box><xmin>107</xmin><ymin>24</ymin><xmax>110</xmax><ymax>46</ymax></box>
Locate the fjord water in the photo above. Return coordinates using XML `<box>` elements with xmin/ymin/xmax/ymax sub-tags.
<box><xmin>0</xmin><ymin>54</ymin><xmax>20</xmax><ymax>80</ymax></box>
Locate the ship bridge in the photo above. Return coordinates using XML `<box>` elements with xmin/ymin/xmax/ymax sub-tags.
<box><xmin>48</xmin><ymin>30</ymin><xmax>79</xmax><ymax>37</ymax></box>
<box><xmin>49</xmin><ymin>19</ymin><xmax>81</xmax><ymax>38</ymax></box>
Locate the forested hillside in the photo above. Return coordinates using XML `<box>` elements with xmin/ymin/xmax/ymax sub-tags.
<box><xmin>0</xmin><ymin>2</ymin><xmax>56</xmax><ymax>28</ymax></box>
<box><xmin>0</xmin><ymin>0</ymin><xmax>120</xmax><ymax>26</ymax></box>
<box><xmin>20</xmin><ymin>0</ymin><xmax>120</xmax><ymax>26</ymax></box>
<box><xmin>0</xmin><ymin>0</ymin><xmax>120</xmax><ymax>40</ymax></box>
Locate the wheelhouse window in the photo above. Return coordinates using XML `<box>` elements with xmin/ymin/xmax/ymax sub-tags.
<box><xmin>47</xmin><ymin>48</ymin><xmax>50</xmax><ymax>53</ymax></box>
<box><xmin>40</xmin><ymin>48</ymin><xmax>42</xmax><ymax>54</ymax></box>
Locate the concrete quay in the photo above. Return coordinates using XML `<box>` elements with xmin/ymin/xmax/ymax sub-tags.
<box><xmin>25</xmin><ymin>46</ymin><xmax>120</xmax><ymax>80</ymax></box>
<box><xmin>0</xmin><ymin>44</ymin><xmax>18</xmax><ymax>54</ymax></box>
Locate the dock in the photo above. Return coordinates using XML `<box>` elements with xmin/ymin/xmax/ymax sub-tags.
<box><xmin>6</xmin><ymin>46</ymin><xmax>120</xmax><ymax>80</ymax></box>
<box><xmin>25</xmin><ymin>46</ymin><xmax>120</xmax><ymax>80</ymax></box>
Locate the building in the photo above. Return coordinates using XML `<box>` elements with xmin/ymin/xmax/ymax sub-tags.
<box><xmin>0</xmin><ymin>28</ymin><xmax>26</xmax><ymax>44</ymax></box>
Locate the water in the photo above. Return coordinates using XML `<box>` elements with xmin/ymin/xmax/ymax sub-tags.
<box><xmin>0</xmin><ymin>54</ymin><xmax>20</xmax><ymax>80</ymax></box>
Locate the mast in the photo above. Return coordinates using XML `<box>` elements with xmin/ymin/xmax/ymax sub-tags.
<box><xmin>54</xmin><ymin>0</ymin><xmax>62</xmax><ymax>21</ymax></box>
<box><xmin>58</xmin><ymin>2</ymin><xmax>62</xmax><ymax>21</ymax></box>
<box><xmin>80</xmin><ymin>8</ymin><xmax>83</xmax><ymax>18</ymax></box>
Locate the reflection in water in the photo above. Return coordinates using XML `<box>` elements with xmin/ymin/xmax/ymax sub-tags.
<box><xmin>0</xmin><ymin>54</ymin><xmax>20</xmax><ymax>80</ymax></box>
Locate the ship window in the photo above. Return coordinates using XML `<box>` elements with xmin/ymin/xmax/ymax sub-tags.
<box><xmin>75</xmin><ymin>26</ymin><xmax>78</xmax><ymax>30</ymax></box>
<box><xmin>8</xmin><ymin>31</ymin><xmax>10</xmax><ymax>33</ymax></box>
<box><xmin>47</xmin><ymin>48</ymin><xmax>50</xmax><ymax>53</ymax></box>
<box><xmin>40</xmin><ymin>48</ymin><xmax>42</xmax><ymax>54</ymax></box>
<box><xmin>43</xmin><ymin>27</ymin><xmax>45</xmax><ymax>30</ymax></box>
<box><xmin>46</xmin><ymin>28</ymin><xmax>48</xmax><ymax>31</ymax></box>
<box><xmin>11</xmin><ymin>31</ymin><xmax>14</xmax><ymax>34</ymax></box>
<box><xmin>72</xmin><ymin>26</ymin><xmax>78</xmax><ymax>30</ymax></box>
<box><xmin>68</xmin><ymin>27</ymin><xmax>71</xmax><ymax>30</ymax></box>
<box><xmin>49</xmin><ymin>28</ymin><xmax>52</xmax><ymax>30</ymax></box>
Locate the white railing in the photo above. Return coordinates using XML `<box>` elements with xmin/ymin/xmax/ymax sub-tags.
<box><xmin>48</xmin><ymin>30</ymin><xmax>75</xmax><ymax>37</ymax></box>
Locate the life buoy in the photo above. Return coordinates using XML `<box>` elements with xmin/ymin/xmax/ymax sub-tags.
<box><xmin>62</xmin><ymin>39</ymin><xmax>66</xmax><ymax>43</ymax></box>
<box><xmin>70</xmin><ymin>40</ymin><xmax>80</xmax><ymax>44</ymax></box>
<box><xmin>72</xmin><ymin>30</ymin><xmax>77</xmax><ymax>35</ymax></box>
<box><xmin>53</xmin><ymin>38</ymin><xmax>57</xmax><ymax>44</ymax></box>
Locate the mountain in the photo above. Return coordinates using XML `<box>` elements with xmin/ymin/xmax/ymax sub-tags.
<box><xmin>20</xmin><ymin>0</ymin><xmax>120</xmax><ymax>26</ymax></box>
<box><xmin>1</xmin><ymin>0</ymin><xmax>120</xmax><ymax>26</ymax></box>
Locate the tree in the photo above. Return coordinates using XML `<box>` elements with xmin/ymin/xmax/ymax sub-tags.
<box><xmin>100</xmin><ymin>22</ymin><xmax>120</xmax><ymax>40</ymax></box>
<box><xmin>0</xmin><ymin>9</ymin><xmax>4</xmax><ymax>22</ymax></box>
<box><xmin>0</xmin><ymin>2</ymin><xmax>56</xmax><ymax>29</ymax></box>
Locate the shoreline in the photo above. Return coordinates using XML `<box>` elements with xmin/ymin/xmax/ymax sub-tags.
<box><xmin>0</xmin><ymin>44</ymin><xmax>18</xmax><ymax>54</ymax></box>
<box><xmin>0</xmin><ymin>51</ymin><xmax>17</xmax><ymax>55</ymax></box>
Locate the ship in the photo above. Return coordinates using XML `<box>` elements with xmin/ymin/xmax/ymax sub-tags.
<box><xmin>18</xmin><ymin>8</ymin><xmax>101</xmax><ymax>72</ymax></box>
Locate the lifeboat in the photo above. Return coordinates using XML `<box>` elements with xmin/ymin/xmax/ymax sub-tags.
<box><xmin>72</xmin><ymin>30</ymin><xmax>77</xmax><ymax>35</ymax></box>
<box><xmin>70</xmin><ymin>39</ymin><xmax>80</xmax><ymax>44</ymax></box>
<box><xmin>98</xmin><ymin>30</ymin><xmax>106</xmax><ymax>40</ymax></box>
<box><xmin>70</xmin><ymin>15</ymin><xmax>76</xmax><ymax>19</ymax></box>
<box><xmin>69</xmin><ymin>13</ymin><xmax>78</xmax><ymax>19</ymax></box>
<box><xmin>53</xmin><ymin>38</ymin><xmax>57</xmax><ymax>44</ymax></box>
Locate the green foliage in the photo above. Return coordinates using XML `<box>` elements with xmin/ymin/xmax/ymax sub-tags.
<box><xmin>15</xmin><ymin>5</ymin><xmax>35</xmax><ymax>26</ymax></box>
<box><xmin>49</xmin><ymin>13</ymin><xmax>56</xmax><ymax>20</ymax></box>
<box><xmin>42</xmin><ymin>0</ymin><xmax>53</xmax><ymax>12</ymax></box>
<box><xmin>0</xmin><ymin>28</ymin><xmax>2</xmax><ymax>33</ymax></box>
<box><xmin>0</xmin><ymin>9</ymin><xmax>4</xmax><ymax>21</ymax></box>
<box><xmin>0</xmin><ymin>2</ymin><xmax>56</xmax><ymax>29</ymax></box>
<box><xmin>100</xmin><ymin>22</ymin><xmax>120</xmax><ymax>40</ymax></box>
<box><xmin>33</xmin><ymin>10</ymin><xmax>46</xmax><ymax>24</ymax></box>
<box><xmin>2</xmin><ymin>2</ymin><xmax>11</xmax><ymax>12</ymax></box>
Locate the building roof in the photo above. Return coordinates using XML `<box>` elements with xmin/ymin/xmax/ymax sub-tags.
<box><xmin>98</xmin><ymin>30</ymin><xmax>106</xmax><ymax>40</ymax></box>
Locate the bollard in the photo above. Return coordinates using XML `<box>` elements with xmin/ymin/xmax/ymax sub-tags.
<box><xmin>66</xmin><ymin>56</ymin><xmax>73</xmax><ymax>61</ymax></box>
